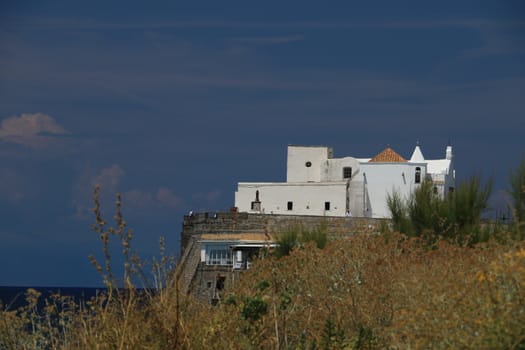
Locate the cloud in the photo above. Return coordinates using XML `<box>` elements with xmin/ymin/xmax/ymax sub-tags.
<box><xmin>72</xmin><ymin>164</ymin><xmax>125</xmax><ymax>220</ymax></box>
<box><xmin>122</xmin><ymin>189</ymin><xmax>154</xmax><ymax>208</ymax></box>
<box><xmin>9</xmin><ymin>16</ymin><xmax>525</xmax><ymax>32</ymax></box>
<box><xmin>461</xmin><ymin>29</ymin><xmax>525</xmax><ymax>58</ymax></box>
<box><xmin>156</xmin><ymin>187</ymin><xmax>184</xmax><ymax>209</ymax></box>
<box><xmin>192</xmin><ymin>190</ymin><xmax>222</xmax><ymax>203</ymax></box>
<box><xmin>123</xmin><ymin>187</ymin><xmax>185</xmax><ymax>211</ymax></box>
<box><xmin>0</xmin><ymin>168</ymin><xmax>31</xmax><ymax>204</ymax></box>
<box><xmin>228</xmin><ymin>35</ymin><xmax>305</xmax><ymax>46</ymax></box>
<box><xmin>72</xmin><ymin>162</ymin><xmax>185</xmax><ymax>220</ymax></box>
<box><xmin>0</xmin><ymin>113</ymin><xmax>69</xmax><ymax>148</ymax></box>
<box><xmin>92</xmin><ymin>164</ymin><xmax>125</xmax><ymax>192</ymax></box>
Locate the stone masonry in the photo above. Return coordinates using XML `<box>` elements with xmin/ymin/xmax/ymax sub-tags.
<box><xmin>177</xmin><ymin>211</ymin><xmax>388</xmax><ymax>302</ymax></box>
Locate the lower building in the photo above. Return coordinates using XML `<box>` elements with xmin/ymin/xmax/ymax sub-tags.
<box><xmin>177</xmin><ymin>211</ymin><xmax>386</xmax><ymax>302</ymax></box>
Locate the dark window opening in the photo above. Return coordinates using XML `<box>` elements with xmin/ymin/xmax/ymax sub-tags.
<box><xmin>216</xmin><ymin>275</ymin><xmax>225</xmax><ymax>291</ymax></box>
<box><xmin>305</xmin><ymin>161</ymin><xmax>312</xmax><ymax>167</ymax></box>
<box><xmin>251</xmin><ymin>190</ymin><xmax>261</xmax><ymax>211</ymax></box>
<box><xmin>287</xmin><ymin>201</ymin><xmax>293</xmax><ymax>210</ymax></box>
<box><xmin>325</xmin><ymin>201</ymin><xmax>330</xmax><ymax>211</ymax></box>
<box><xmin>449</xmin><ymin>187</ymin><xmax>455</xmax><ymax>194</ymax></box>
<box><xmin>343</xmin><ymin>167</ymin><xmax>352</xmax><ymax>179</ymax></box>
<box><xmin>415</xmin><ymin>167</ymin><xmax>421</xmax><ymax>184</ymax></box>
<box><xmin>433</xmin><ymin>186</ymin><xmax>438</xmax><ymax>194</ymax></box>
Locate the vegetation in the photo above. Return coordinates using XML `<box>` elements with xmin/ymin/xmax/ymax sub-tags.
<box><xmin>387</xmin><ymin>175</ymin><xmax>493</xmax><ymax>245</ymax></box>
<box><xmin>509</xmin><ymin>157</ymin><xmax>525</xmax><ymax>237</ymax></box>
<box><xmin>274</xmin><ymin>222</ymin><xmax>328</xmax><ymax>257</ymax></box>
<box><xmin>2</xmin><ymin>161</ymin><xmax>525</xmax><ymax>349</ymax></box>
<box><xmin>203</xmin><ymin>233</ymin><xmax>525</xmax><ymax>349</ymax></box>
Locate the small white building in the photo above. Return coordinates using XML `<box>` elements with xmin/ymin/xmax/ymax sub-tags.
<box><xmin>234</xmin><ymin>144</ymin><xmax>455</xmax><ymax>218</ymax></box>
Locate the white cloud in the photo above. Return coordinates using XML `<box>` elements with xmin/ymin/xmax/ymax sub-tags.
<box><xmin>0</xmin><ymin>113</ymin><xmax>69</xmax><ymax>148</ymax></box>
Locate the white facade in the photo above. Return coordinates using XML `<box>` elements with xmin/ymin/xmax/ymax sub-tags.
<box><xmin>234</xmin><ymin>144</ymin><xmax>455</xmax><ymax>218</ymax></box>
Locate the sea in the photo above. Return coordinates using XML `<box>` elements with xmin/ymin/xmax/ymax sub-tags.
<box><xmin>0</xmin><ymin>286</ymin><xmax>106</xmax><ymax>311</ymax></box>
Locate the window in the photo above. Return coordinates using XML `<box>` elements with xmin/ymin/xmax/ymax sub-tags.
<box><xmin>216</xmin><ymin>275</ymin><xmax>225</xmax><ymax>290</ymax></box>
<box><xmin>449</xmin><ymin>187</ymin><xmax>455</xmax><ymax>194</ymax></box>
<box><xmin>251</xmin><ymin>190</ymin><xmax>261</xmax><ymax>211</ymax></box>
<box><xmin>415</xmin><ymin>167</ymin><xmax>421</xmax><ymax>184</ymax></box>
<box><xmin>205</xmin><ymin>245</ymin><xmax>232</xmax><ymax>265</ymax></box>
<box><xmin>325</xmin><ymin>201</ymin><xmax>330</xmax><ymax>211</ymax></box>
<box><xmin>287</xmin><ymin>201</ymin><xmax>293</xmax><ymax>210</ymax></box>
<box><xmin>343</xmin><ymin>167</ymin><xmax>352</xmax><ymax>179</ymax></box>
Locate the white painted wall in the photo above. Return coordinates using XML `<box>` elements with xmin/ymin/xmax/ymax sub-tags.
<box><xmin>359</xmin><ymin>162</ymin><xmax>426</xmax><ymax>218</ymax></box>
<box><xmin>323</xmin><ymin>157</ymin><xmax>361</xmax><ymax>181</ymax></box>
<box><xmin>235</xmin><ymin>182</ymin><xmax>348</xmax><ymax>216</ymax></box>
<box><xmin>286</xmin><ymin>146</ymin><xmax>331</xmax><ymax>183</ymax></box>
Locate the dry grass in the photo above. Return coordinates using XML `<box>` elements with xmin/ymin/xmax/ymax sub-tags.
<box><xmin>1</xmin><ymin>186</ymin><xmax>524</xmax><ymax>349</ymax></box>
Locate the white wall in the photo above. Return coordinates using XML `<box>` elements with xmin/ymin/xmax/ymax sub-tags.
<box><xmin>287</xmin><ymin>146</ymin><xmax>331</xmax><ymax>183</ymax></box>
<box><xmin>323</xmin><ymin>157</ymin><xmax>361</xmax><ymax>181</ymax></box>
<box><xmin>359</xmin><ymin>162</ymin><xmax>426</xmax><ymax>218</ymax></box>
<box><xmin>235</xmin><ymin>182</ymin><xmax>348</xmax><ymax>216</ymax></box>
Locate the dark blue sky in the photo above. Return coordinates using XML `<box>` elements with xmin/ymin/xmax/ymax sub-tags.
<box><xmin>1</xmin><ymin>1</ymin><xmax>524</xmax><ymax>287</ymax></box>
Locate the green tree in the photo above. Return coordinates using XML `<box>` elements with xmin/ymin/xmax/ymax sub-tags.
<box><xmin>386</xmin><ymin>190</ymin><xmax>413</xmax><ymax>235</ymax></box>
<box><xmin>388</xmin><ymin>175</ymin><xmax>492</xmax><ymax>244</ymax></box>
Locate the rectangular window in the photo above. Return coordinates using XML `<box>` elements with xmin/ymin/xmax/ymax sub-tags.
<box><xmin>343</xmin><ymin>167</ymin><xmax>352</xmax><ymax>179</ymax></box>
<box><xmin>415</xmin><ymin>167</ymin><xmax>421</xmax><ymax>184</ymax></box>
<box><xmin>325</xmin><ymin>201</ymin><xmax>330</xmax><ymax>211</ymax></box>
<box><xmin>205</xmin><ymin>245</ymin><xmax>232</xmax><ymax>265</ymax></box>
<box><xmin>287</xmin><ymin>201</ymin><xmax>293</xmax><ymax>210</ymax></box>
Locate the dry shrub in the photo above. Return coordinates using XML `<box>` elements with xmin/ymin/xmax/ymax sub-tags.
<box><xmin>186</xmin><ymin>232</ymin><xmax>525</xmax><ymax>349</ymax></box>
<box><xmin>2</xmin><ymin>185</ymin><xmax>523</xmax><ymax>349</ymax></box>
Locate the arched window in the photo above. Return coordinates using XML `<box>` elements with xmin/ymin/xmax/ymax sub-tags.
<box><xmin>415</xmin><ymin>167</ymin><xmax>421</xmax><ymax>184</ymax></box>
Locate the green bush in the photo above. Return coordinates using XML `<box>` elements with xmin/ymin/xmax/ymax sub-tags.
<box><xmin>388</xmin><ymin>175</ymin><xmax>492</xmax><ymax>244</ymax></box>
<box><xmin>275</xmin><ymin>223</ymin><xmax>328</xmax><ymax>257</ymax></box>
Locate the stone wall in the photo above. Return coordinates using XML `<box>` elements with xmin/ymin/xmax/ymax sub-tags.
<box><xmin>179</xmin><ymin>211</ymin><xmax>389</xmax><ymax>301</ymax></box>
<box><xmin>181</xmin><ymin>211</ymin><xmax>387</xmax><ymax>253</ymax></box>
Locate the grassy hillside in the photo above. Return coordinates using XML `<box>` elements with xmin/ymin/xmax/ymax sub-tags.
<box><xmin>1</xmin><ymin>230</ymin><xmax>524</xmax><ymax>349</ymax></box>
<box><xmin>2</xmin><ymin>167</ymin><xmax>524</xmax><ymax>349</ymax></box>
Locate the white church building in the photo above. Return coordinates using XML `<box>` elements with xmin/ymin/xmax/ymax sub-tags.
<box><xmin>234</xmin><ymin>144</ymin><xmax>455</xmax><ymax>218</ymax></box>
